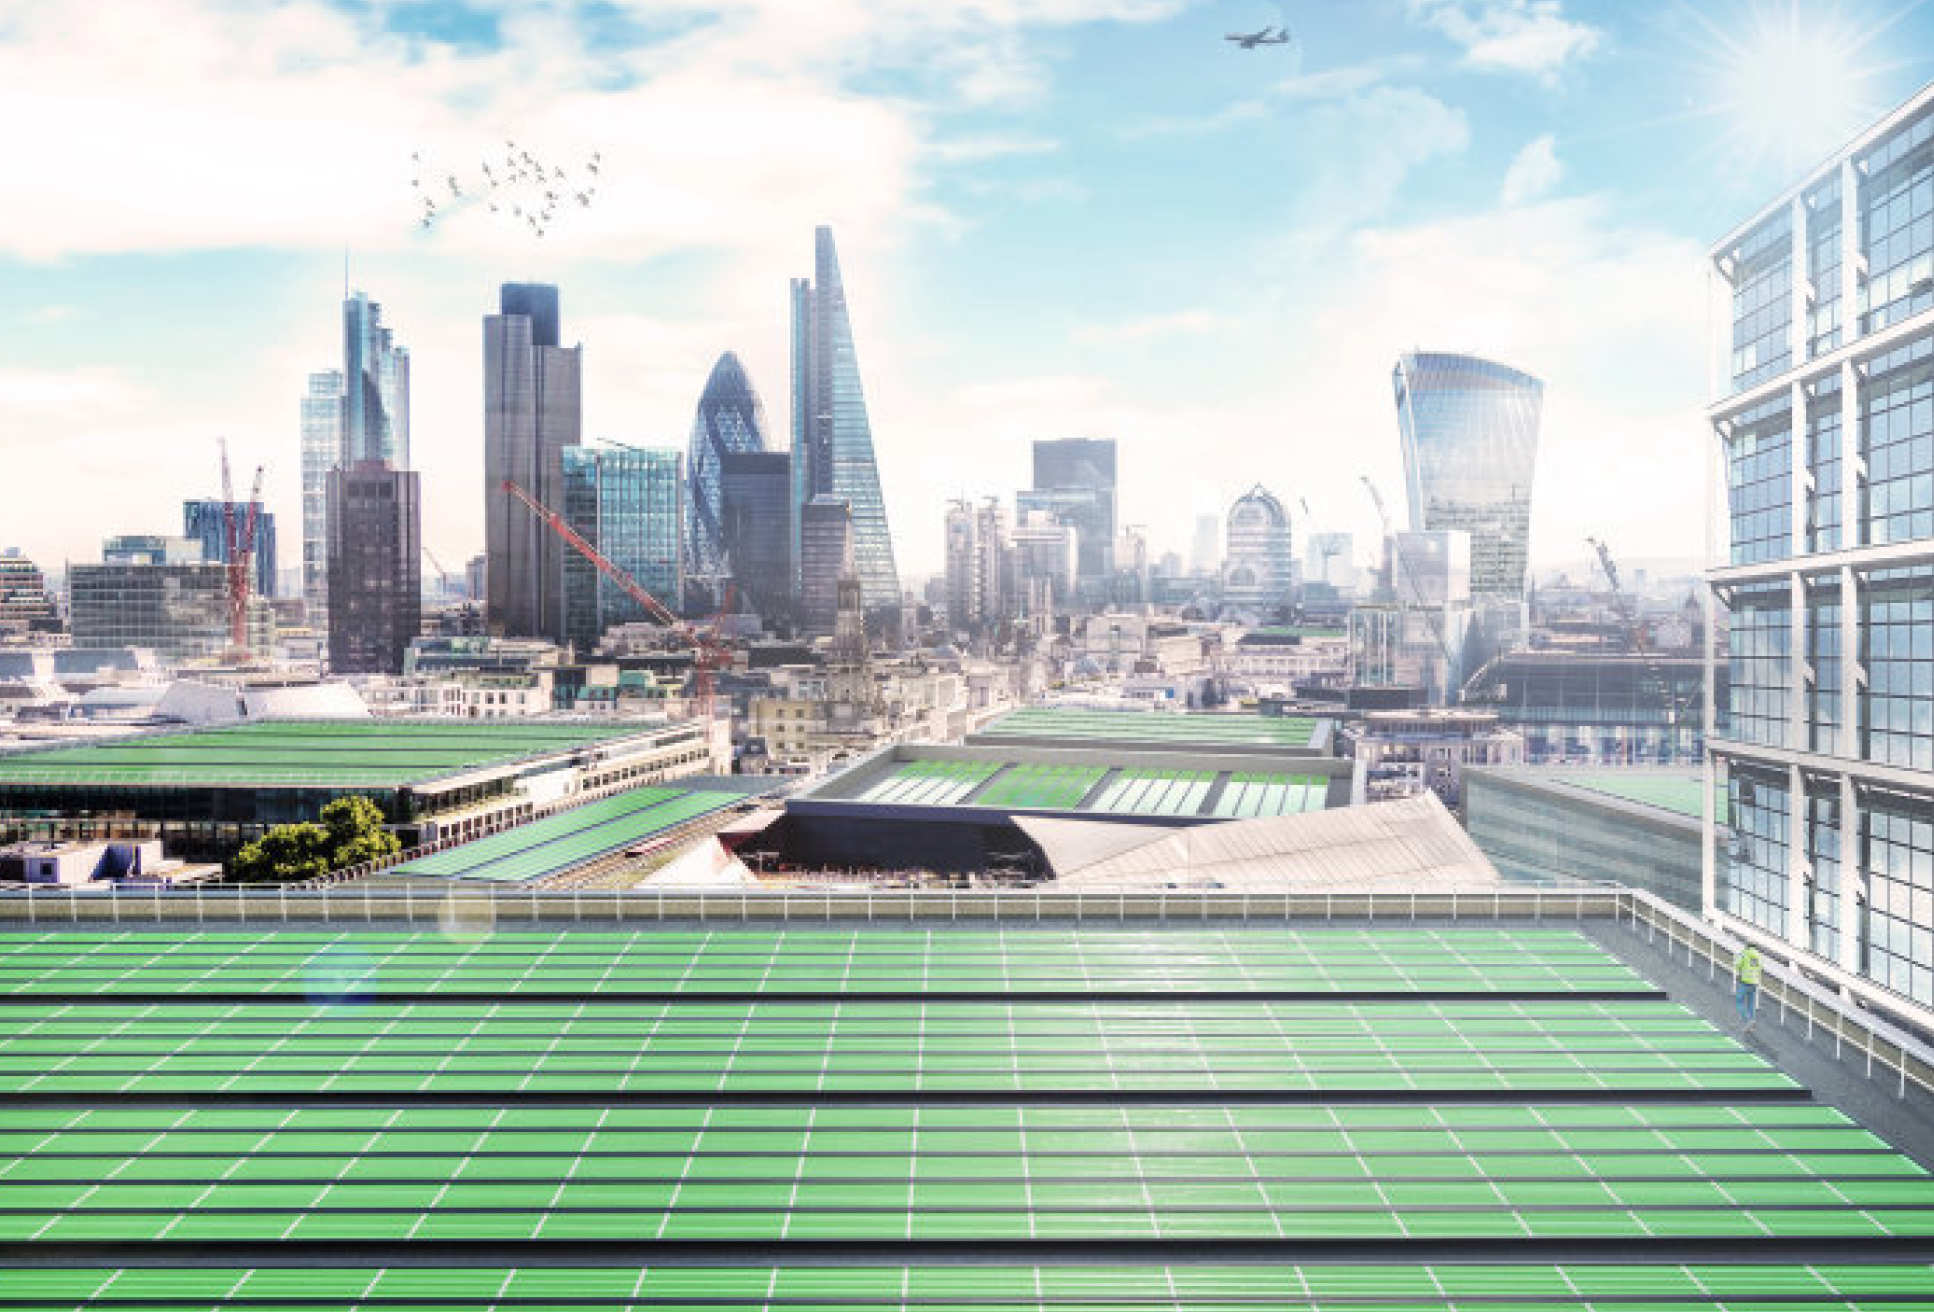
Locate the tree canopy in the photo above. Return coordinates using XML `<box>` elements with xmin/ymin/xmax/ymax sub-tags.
<box><xmin>231</xmin><ymin>796</ymin><xmax>402</xmax><ymax>883</ymax></box>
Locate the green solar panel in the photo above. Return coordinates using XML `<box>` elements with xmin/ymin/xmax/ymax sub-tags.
<box><xmin>0</xmin><ymin>720</ymin><xmax>649</xmax><ymax>787</ymax></box>
<box><xmin>971</xmin><ymin>763</ymin><xmax>1106</xmax><ymax>810</ymax></box>
<box><xmin>0</xmin><ymin>926</ymin><xmax>1656</xmax><ymax>995</ymax></box>
<box><xmin>978</xmin><ymin>708</ymin><xmax>1321</xmax><ymax>748</ymax></box>
<box><xmin>389</xmin><ymin>787</ymin><xmax>738</xmax><ymax>882</ymax></box>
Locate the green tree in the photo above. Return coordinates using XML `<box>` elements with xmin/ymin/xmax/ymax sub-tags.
<box><xmin>229</xmin><ymin>796</ymin><xmax>402</xmax><ymax>883</ymax></box>
<box><xmin>230</xmin><ymin>823</ymin><xmax>331</xmax><ymax>883</ymax></box>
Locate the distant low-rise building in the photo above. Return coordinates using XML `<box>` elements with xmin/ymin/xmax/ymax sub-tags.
<box><xmin>69</xmin><ymin>537</ymin><xmax>271</xmax><ymax>662</ymax></box>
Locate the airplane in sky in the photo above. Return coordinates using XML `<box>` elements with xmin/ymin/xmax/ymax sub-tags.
<box><xmin>1224</xmin><ymin>26</ymin><xmax>1291</xmax><ymax>48</ymax></box>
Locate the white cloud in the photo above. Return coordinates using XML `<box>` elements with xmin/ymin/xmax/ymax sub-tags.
<box><xmin>930</xmin><ymin>135</ymin><xmax>1062</xmax><ymax>162</ymax></box>
<box><xmin>1500</xmin><ymin>132</ymin><xmax>1562</xmax><ymax>205</ymax></box>
<box><xmin>1408</xmin><ymin>1</ymin><xmax>1601</xmax><ymax>81</ymax></box>
<box><xmin>1071</xmin><ymin>309</ymin><xmax>1221</xmax><ymax>345</ymax></box>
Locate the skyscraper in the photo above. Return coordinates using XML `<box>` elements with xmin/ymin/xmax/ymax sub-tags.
<box><xmin>719</xmin><ymin>450</ymin><xmax>792</xmax><ymax>621</ymax></box>
<box><xmin>299</xmin><ymin>370</ymin><xmax>344</xmax><ymax>626</ymax></box>
<box><xmin>943</xmin><ymin>498</ymin><xmax>1009</xmax><ymax>633</ymax></box>
<box><xmin>1221</xmin><ymin>485</ymin><xmax>1293</xmax><ymax>611</ymax></box>
<box><xmin>1392</xmin><ymin>351</ymin><xmax>1543</xmax><ymax>600</ymax></box>
<box><xmin>326</xmin><ymin>461</ymin><xmax>421</xmax><ymax>674</ymax></box>
<box><xmin>343</xmin><ymin>292</ymin><xmax>410</xmax><ymax>467</ymax></box>
<box><xmin>484</xmin><ymin>283</ymin><xmax>582</xmax><ymax>641</ymax></box>
<box><xmin>559</xmin><ymin>445</ymin><xmax>683</xmax><ymax>654</ymax></box>
<box><xmin>687</xmin><ymin>352</ymin><xmax>769</xmax><ymax>589</ymax></box>
<box><xmin>182</xmin><ymin>500</ymin><xmax>277</xmax><ymax>599</ymax></box>
<box><xmin>1026</xmin><ymin>438</ymin><xmax>1117</xmax><ymax>594</ymax></box>
<box><xmin>1706</xmin><ymin>83</ymin><xmax>1934</xmax><ymax>1024</ymax></box>
<box><xmin>799</xmin><ymin>495</ymin><xmax>854</xmax><ymax>637</ymax></box>
<box><xmin>790</xmin><ymin>227</ymin><xmax>898</xmax><ymax>621</ymax></box>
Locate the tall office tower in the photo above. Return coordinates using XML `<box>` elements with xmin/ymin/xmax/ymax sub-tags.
<box><xmin>484</xmin><ymin>283</ymin><xmax>582</xmax><ymax>641</ymax></box>
<box><xmin>1707</xmin><ymin>84</ymin><xmax>1934</xmax><ymax>1023</ymax></box>
<box><xmin>1392</xmin><ymin>351</ymin><xmax>1542</xmax><ymax>600</ymax></box>
<box><xmin>1011</xmin><ymin>509</ymin><xmax>1078</xmax><ymax>610</ymax></box>
<box><xmin>1221</xmin><ymin>485</ymin><xmax>1293</xmax><ymax>610</ymax></box>
<box><xmin>799</xmin><ymin>495</ymin><xmax>854</xmax><ymax>637</ymax></box>
<box><xmin>1026</xmin><ymin>437</ymin><xmax>1117</xmax><ymax>594</ymax></box>
<box><xmin>559</xmin><ymin>446</ymin><xmax>684</xmax><ymax>654</ymax></box>
<box><xmin>300</xmin><ymin>370</ymin><xmax>345</xmax><ymax>625</ymax></box>
<box><xmin>790</xmin><ymin>227</ymin><xmax>899</xmax><ymax>619</ymax></box>
<box><xmin>1307</xmin><ymin>532</ymin><xmax>1358</xmax><ymax>594</ymax></box>
<box><xmin>326</xmin><ymin>460</ymin><xmax>421</xmax><ymax>674</ymax></box>
<box><xmin>181</xmin><ymin>500</ymin><xmax>277</xmax><ymax>599</ymax></box>
<box><xmin>719</xmin><ymin>450</ymin><xmax>792</xmax><ymax>622</ymax></box>
<box><xmin>944</xmin><ymin>498</ymin><xmax>1010</xmax><ymax>632</ymax></box>
<box><xmin>343</xmin><ymin>292</ymin><xmax>411</xmax><ymax>467</ymax></box>
<box><xmin>944</xmin><ymin>500</ymin><xmax>979</xmax><ymax>630</ymax></box>
<box><xmin>686</xmin><ymin>352</ymin><xmax>769</xmax><ymax>592</ymax></box>
<box><xmin>1191</xmin><ymin>514</ymin><xmax>1220</xmax><ymax>577</ymax></box>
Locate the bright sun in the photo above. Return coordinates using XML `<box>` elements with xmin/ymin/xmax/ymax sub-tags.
<box><xmin>1710</xmin><ymin>1</ymin><xmax>1897</xmax><ymax>175</ymax></box>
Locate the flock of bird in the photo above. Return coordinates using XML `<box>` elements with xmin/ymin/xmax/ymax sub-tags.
<box><xmin>411</xmin><ymin>141</ymin><xmax>603</xmax><ymax>238</ymax></box>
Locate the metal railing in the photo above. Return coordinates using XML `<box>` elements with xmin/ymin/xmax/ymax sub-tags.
<box><xmin>1</xmin><ymin>879</ymin><xmax>1929</xmax><ymax>1102</ymax></box>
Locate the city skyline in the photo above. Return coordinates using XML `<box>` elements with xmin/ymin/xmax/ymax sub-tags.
<box><xmin>6</xmin><ymin>2</ymin><xmax>1934</xmax><ymax>583</ymax></box>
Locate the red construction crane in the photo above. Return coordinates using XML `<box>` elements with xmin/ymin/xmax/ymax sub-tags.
<box><xmin>217</xmin><ymin>439</ymin><xmax>265</xmax><ymax>660</ymax></box>
<box><xmin>500</xmin><ymin>479</ymin><xmax>731</xmax><ymax>717</ymax></box>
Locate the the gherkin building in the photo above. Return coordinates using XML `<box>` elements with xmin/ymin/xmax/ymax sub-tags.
<box><xmin>685</xmin><ymin>351</ymin><xmax>769</xmax><ymax>583</ymax></box>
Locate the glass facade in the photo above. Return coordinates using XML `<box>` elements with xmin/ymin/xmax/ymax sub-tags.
<box><xmin>719</xmin><ymin>450</ymin><xmax>791</xmax><ymax>622</ymax></box>
<box><xmin>559</xmin><ymin>446</ymin><xmax>683</xmax><ymax>654</ymax></box>
<box><xmin>1030</xmin><ymin>438</ymin><xmax>1117</xmax><ymax>589</ymax></box>
<box><xmin>1391</xmin><ymin>352</ymin><xmax>1542</xmax><ymax>600</ymax></box>
<box><xmin>69</xmin><ymin>561</ymin><xmax>271</xmax><ymax>661</ymax></box>
<box><xmin>342</xmin><ymin>292</ymin><xmax>409</xmax><ymax>468</ymax></box>
<box><xmin>1221</xmin><ymin>485</ymin><xmax>1292</xmax><ymax>610</ymax></box>
<box><xmin>325</xmin><ymin>462</ymin><xmax>420</xmax><ymax>675</ymax></box>
<box><xmin>299</xmin><ymin>370</ymin><xmax>343</xmax><ymax>626</ymax></box>
<box><xmin>1710</xmin><ymin>88</ymin><xmax>1934</xmax><ymax>1021</ymax></box>
<box><xmin>685</xmin><ymin>352</ymin><xmax>769</xmax><ymax>583</ymax></box>
<box><xmin>181</xmin><ymin>500</ymin><xmax>276</xmax><ymax>600</ymax></box>
<box><xmin>791</xmin><ymin>228</ymin><xmax>899</xmax><ymax>621</ymax></box>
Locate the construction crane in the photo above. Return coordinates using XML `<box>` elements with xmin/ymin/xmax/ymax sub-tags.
<box><xmin>1588</xmin><ymin>535</ymin><xmax>1696</xmax><ymax>732</ymax></box>
<box><xmin>421</xmin><ymin>545</ymin><xmax>454</xmax><ymax>599</ymax></box>
<box><xmin>500</xmin><ymin>479</ymin><xmax>731</xmax><ymax>717</ymax></box>
<box><xmin>217</xmin><ymin>439</ymin><xmax>265</xmax><ymax>660</ymax></box>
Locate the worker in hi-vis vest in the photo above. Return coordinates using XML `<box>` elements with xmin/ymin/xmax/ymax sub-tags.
<box><xmin>1734</xmin><ymin>945</ymin><xmax>1763</xmax><ymax>1031</ymax></box>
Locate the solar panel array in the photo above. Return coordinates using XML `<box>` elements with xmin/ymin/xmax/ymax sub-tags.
<box><xmin>849</xmin><ymin>762</ymin><xmax>1332</xmax><ymax>818</ymax></box>
<box><xmin>977</xmin><ymin>708</ymin><xmax>1321</xmax><ymax>749</ymax></box>
<box><xmin>0</xmin><ymin>720</ymin><xmax>643</xmax><ymax>788</ymax></box>
<box><xmin>1</xmin><ymin>923</ymin><xmax>1930</xmax><ymax>1309</ymax></box>
<box><xmin>856</xmin><ymin>760</ymin><xmax>1001</xmax><ymax>806</ymax></box>
<box><xmin>1209</xmin><ymin>772</ymin><xmax>1330</xmax><ymax>818</ymax></box>
<box><xmin>388</xmin><ymin>787</ymin><xmax>742</xmax><ymax>883</ymax></box>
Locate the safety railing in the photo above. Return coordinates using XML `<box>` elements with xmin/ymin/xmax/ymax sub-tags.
<box><xmin>2</xmin><ymin>879</ymin><xmax>1929</xmax><ymax>1102</ymax></box>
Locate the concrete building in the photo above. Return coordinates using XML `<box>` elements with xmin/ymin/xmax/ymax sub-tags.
<box><xmin>181</xmin><ymin>499</ymin><xmax>276</xmax><ymax>600</ymax></box>
<box><xmin>1341</xmin><ymin>708</ymin><xmax>1524</xmax><ymax>807</ymax></box>
<box><xmin>0</xmin><ymin>551</ymin><xmax>55</xmax><ymax>636</ymax></box>
<box><xmin>484</xmin><ymin>283</ymin><xmax>582</xmax><ymax>642</ymax></box>
<box><xmin>1706</xmin><ymin>82</ymin><xmax>1934</xmax><ymax>1023</ymax></box>
<box><xmin>326</xmin><ymin>461</ymin><xmax>420</xmax><ymax>675</ymax></box>
<box><xmin>299</xmin><ymin>369</ymin><xmax>344</xmax><ymax>626</ymax></box>
<box><xmin>1393</xmin><ymin>350</ymin><xmax>1543</xmax><ymax>600</ymax></box>
<box><xmin>1010</xmin><ymin>509</ymin><xmax>1078</xmax><ymax>616</ymax></box>
<box><xmin>943</xmin><ymin>497</ymin><xmax>1008</xmax><ymax>633</ymax></box>
<box><xmin>791</xmin><ymin>227</ymin><xmax>899</xmax><ymax>621</ymax></box>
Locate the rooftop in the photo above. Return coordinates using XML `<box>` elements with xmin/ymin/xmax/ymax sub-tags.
<box><xmin>972</xmin><ymin>706</ymin><xmax>1329</xmax><ymax>753</ymax></box>
<box><xmin>0</xmin><ymin>719</ymin><xmax>650</xmax><ymax>788</ymax></box>
<box><xmin>1488</xmin><ymin>767</ymin><xmax>1718</xmax><ymax>825</ymax></box>
<box><xmin>1</xmin><ymin>904</ymin><xmax>1931</xmax><ymax>1306</ymax></box>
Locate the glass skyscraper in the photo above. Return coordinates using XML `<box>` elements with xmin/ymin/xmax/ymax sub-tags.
<box><xmin>1708</xmin><ymin>83</ymin><xmax>1934</xmax><ymax>1024</ymax></box>
<box><xmin>326</xmin><ymin>461</ymin><xmax>421</xmax><ymax>674</ymax></box>
<box><xmin>1392</xmin><ymin>351</ymin><xmax>1543</xmax><ymax>600</ymax></box>
<box><xmin>791</xmin><ymin>227</ymin><xmax>899</xmax><ymax>621</ymax></box>
<box><xmin>1028</xmin><ymin>438</ymin><xmax>1117</xmax><ymax>592</ymax></box>
<box><xmin>686</xmin><ymin>352</ymin><xmax>769</xmax><ymax>586</ymax></box>
<box><xmin>719</xmin><ymin>450</ymin><xmax>792</xmax><ymax>621</ymax></box>
<box><xmin>299</xmin><ymin>370</ymin><xmax>344</xmax><ymax>626</ymax></box>
<box><xmin>343</xmin><ymin>292</ymin><xmax>410</xmax><ymax>467</ymax></box>
<box><xmin>485</xmin><ymin>283</ymin><xmax>582</xmax><ymax>642</ymax></box>
<box><xmin>560</xmin><ymin>446</ymin><xmax>683</xmax><ymax>654</ymax></box>
<box><xmin>182</xmin><ymin>499</ymin><xmax>276</xmax><ymax>599</ymax></box>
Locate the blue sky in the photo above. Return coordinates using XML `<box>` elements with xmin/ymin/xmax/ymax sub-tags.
<box><xmin>4</xmin><ymin>0</ymin><xmax>1932</xmax><ymax>584</ymax></box>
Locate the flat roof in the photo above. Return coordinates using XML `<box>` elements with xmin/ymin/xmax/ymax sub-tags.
<box><xmin>0</xmin><ymin>719</ymin><xmax>649</xmax><ymax>789</ymax></box>
<box><xmin>1</xmin><ymin>921</ymin><xmax>1930</xmax><ymax>1304</ymax></box>
<box><xmin>1481</xmin><ymin>767</ymin><xmax>1721</xmax><ymax>825</ymax></box>
<box><xmin>974</xmin><ymin>706</ymin><xmax>1326</xmax><ymax>751</ymax></box>
<box><xmin>391</xmin><ymin>783</ymin><xmax>751</xmax><ymax>883</ymax></box>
